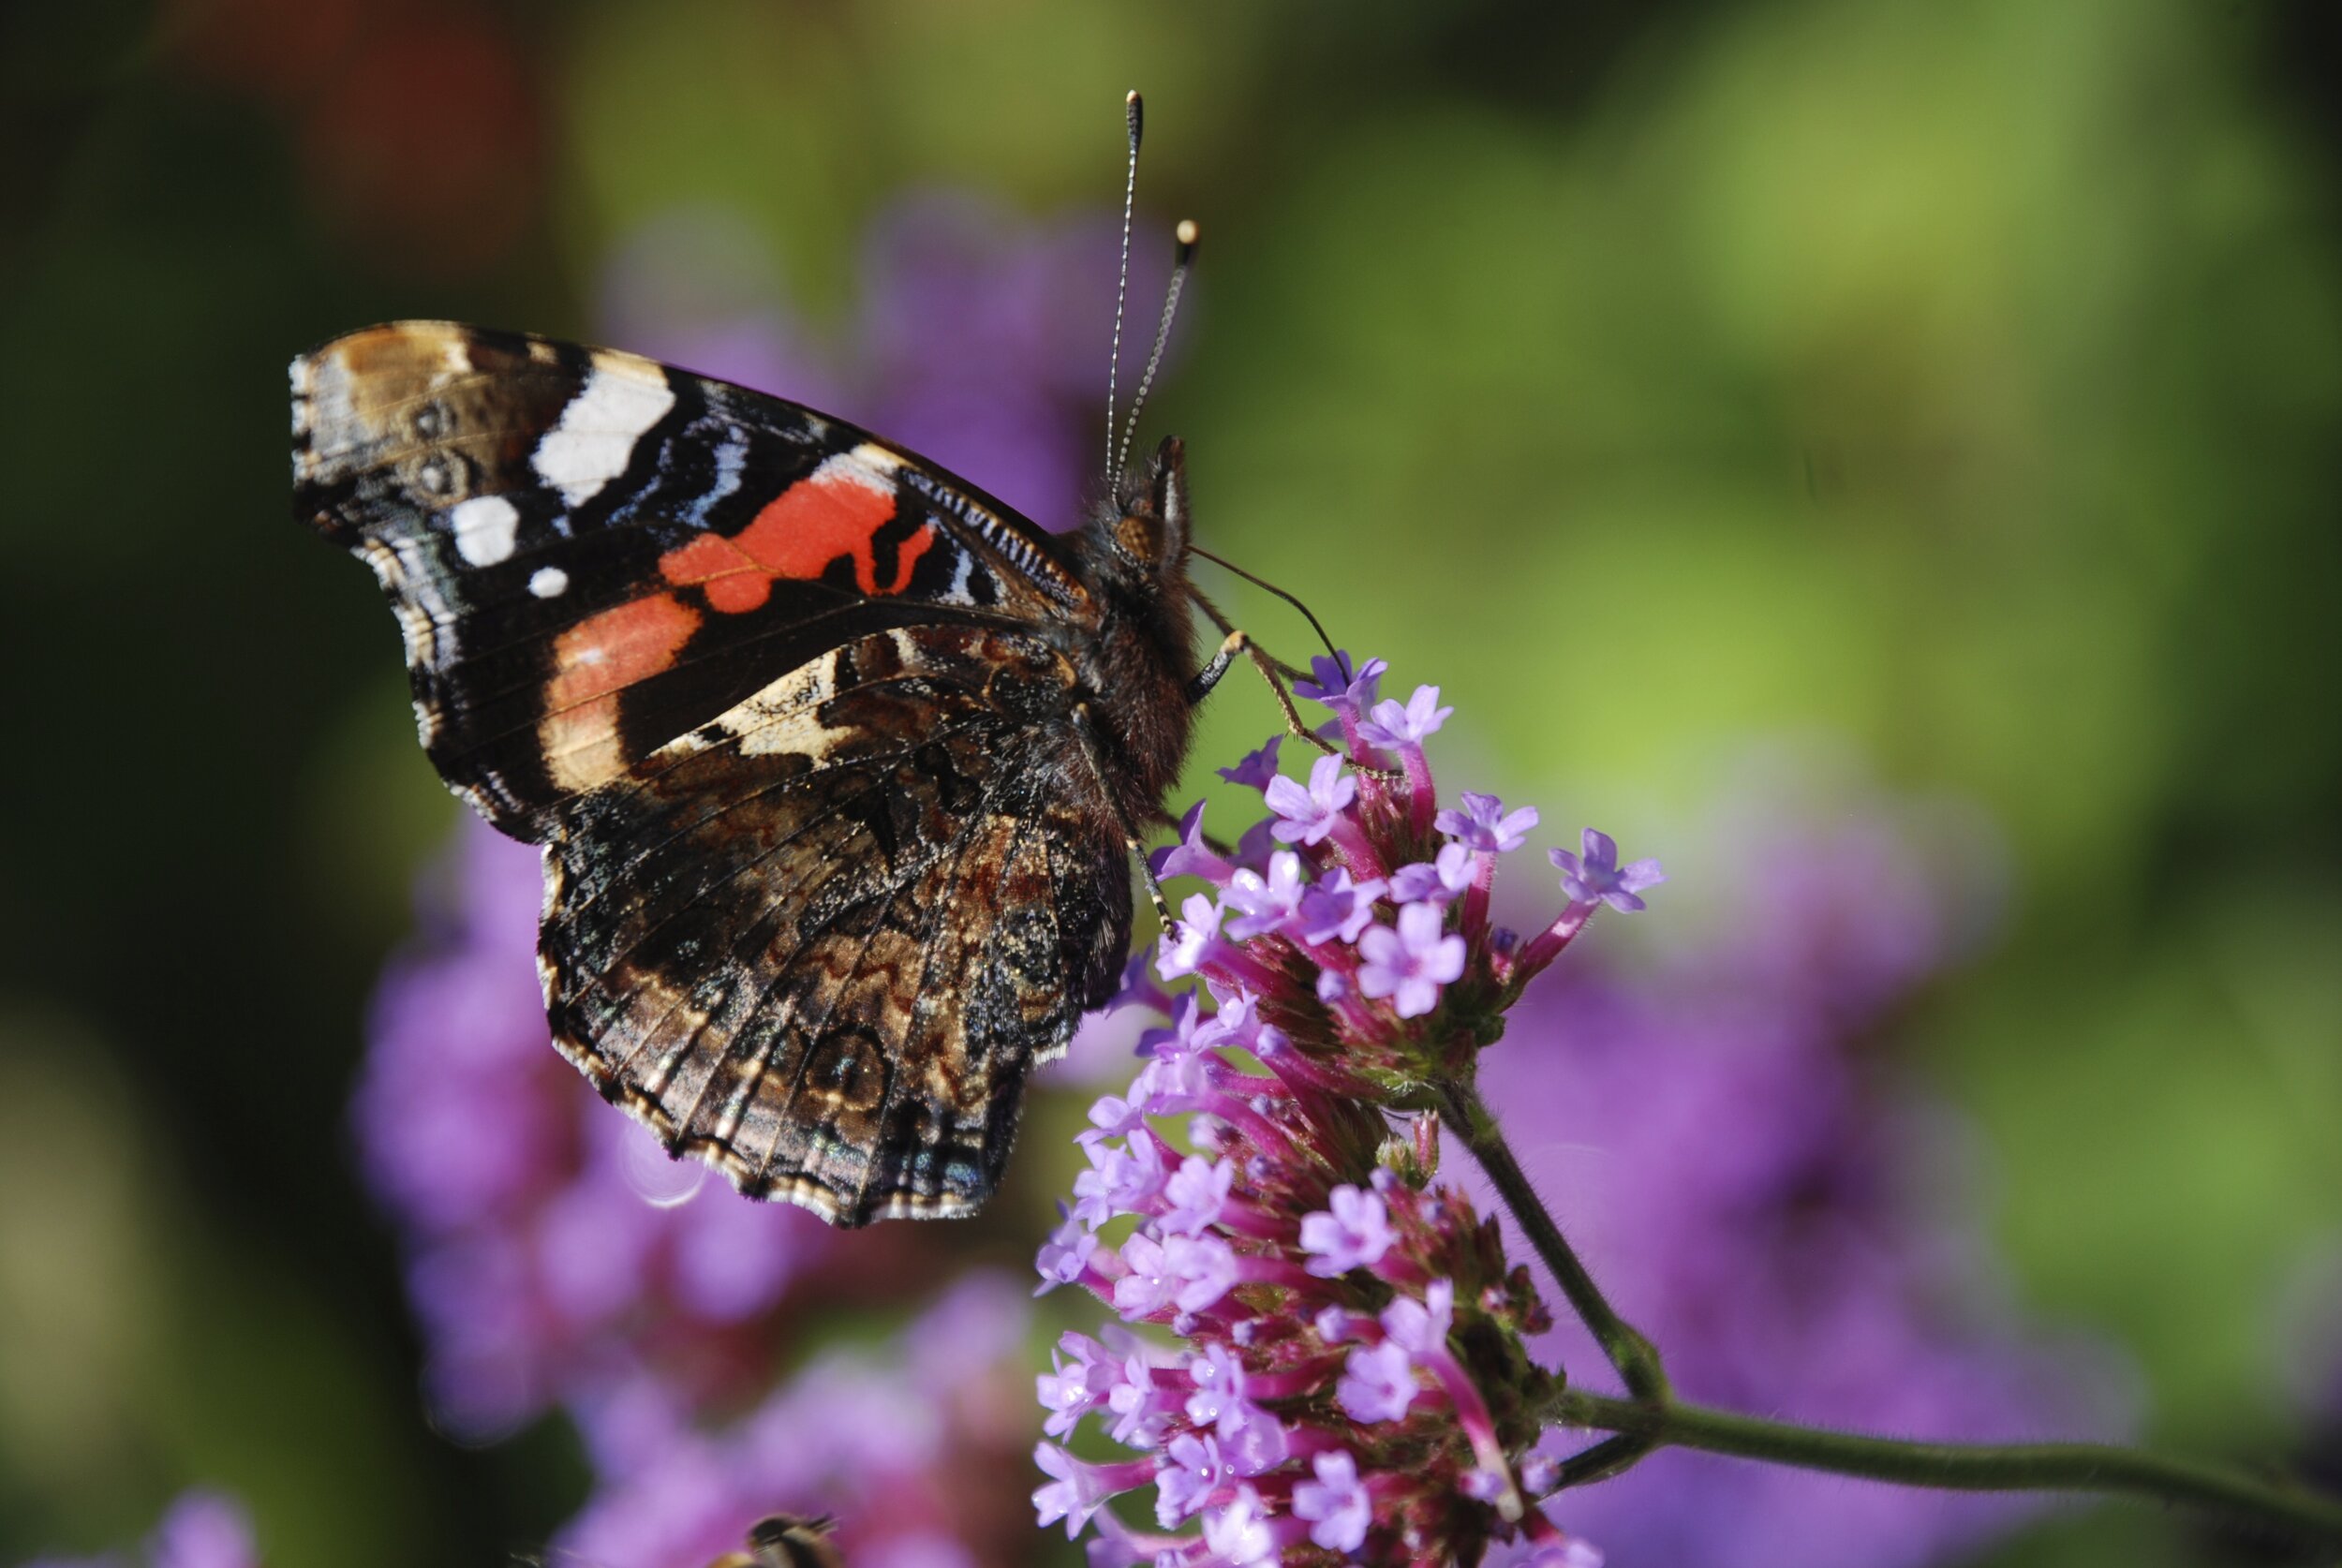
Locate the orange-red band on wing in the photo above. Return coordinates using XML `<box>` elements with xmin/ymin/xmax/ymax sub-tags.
<box><xmin>659</xmin><ymin>466</ymin><xmax>918</xmax><ymax>613</ymax></box>
<box><xmin>541</xmin><ymin>591</ymin><xmax>704</xmax><ymax>790</ymax></box>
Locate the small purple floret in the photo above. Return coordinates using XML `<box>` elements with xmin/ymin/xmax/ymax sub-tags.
<box><xmin>1222</xmin><ymin>852</ymin><xmax>1308</xmax><ymax>940</ymax></box>
<box><xmin>1157</xmin><ymin>894</ymin><xmax>1225</xmax><ymax>980</ymax></box>
<box><xmin>1382</xmin><ymin>1279</ymin><xmax>1456</xmax><ymax>1358</ymax></box>
<box><xmin>1549</xmin><ymin>828</ymin><xmax>1667</xmax><ymax>912</ymax></box>
<box><xmin>1112</xmin><ymin>1233</ymin><xmax>1181</xmax><ymax>1318</ymax></box>
<box><xmin>1164</xmin><ymin>1234</ymin><xmax>1240</xmax><ymax>1313</ymax></box>
<box><xmin>1074</xmin><ymin>1133</ymin><xmax>1168</xmax><ymax>1227</ymax></box>
<box><xmin>1293</xmin><ymin>652</ymin><xmax>1387</xmax><ymax>717</ymax></box>
<box><xmin>1338</xmin><ymin>1339</ymin><xmax>1419</xmax><ymax>1423</ymax></box>
<box><xmin>1292</xmin><ymin>1449</ymin><xmax>1372</xmax><ymax>1553</ymax></box>
<box><xmin>1358</xmin><ymin>684</ymin><xmax>1454</xmax><ymax>747</ymax></box>
<box><xmin>1265</xmin><ymin>754</ymin><xmax>1358</xmax><ymax>846</ymax></box>
<box><xmin>1390</xmin><ymin>842</ymin><xmax>1474</xmax><ymax>907</ymax></box>
<box><xmin>1152</xmin><ymin>800</ymin><xmax>1232</xmax><ymax>884</ymax></box>
<box><xmin>1217</xmin><ymin>736</ymin><xmax>1283</xmax><ymax>791</ymax></box>
<box><xmin>1032</xmin><ymin>1442</ymin><xmax>1114</xmax><ymax>1538</ymax></box>
<box><xmin>1298</xmin><ymin>1184</ymin><xmax>1396</xmax><ymax>1277</ymax></box>
<box><xmin>1160</xmin><ymin>1156</ymin><xmax>1236</xmax><ymax>1235</ymax></box>
<box><xmin>1154</xmin><ymin>1431</ymin><xmax>1228</xmax><ymax>1525</ymax></box>
<box><xmin>1035</xmin><ymin>1205</ymin><xmax>1097</xmax><ymax>1294</ymax></box>
<box><xmin>1356</xmin><ymin>903</ymin><xmax>1467</xmax><ymax>1019</ymax></box>
<box><xmin>1436</xmin><ymin>791</ymin><xmax>1540</xmax><ymax>853</ymax></box>
<box><xmin>1039</xmin><ymin>1337</ymin><xmax>1114</xmax><ymax>1439</ymax></box>
<box><xmin>1200</xmin><ymin>1486</ymin><xmax>1280</xmax><ymax>1565</ymax></box>
<box><xmin>1293</xmin><ymin>866</ymin><xmax>1383</xmax><ymax>947</ymax></box>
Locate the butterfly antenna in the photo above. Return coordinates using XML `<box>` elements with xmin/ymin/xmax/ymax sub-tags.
<box><xmin>1106</xmin><ymin>89</ymin><xmax>1144</xmax><ymax>490</ymax></box>
<box><xmin>1115</xmin><ymin>218</ymin><xmax>1197</xmax><ymax>482</ymax></box>
<box><xmin>1189</xmin><ymin>543</ymin><xmax>1345</xmax><ymax>670</ymax></box>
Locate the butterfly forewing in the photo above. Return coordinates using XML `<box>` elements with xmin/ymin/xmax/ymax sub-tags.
<box><xmin>292</xmin><ymin>321</ymin><xmax>1092</xmax><ymax>836</ymax></box>
<box><xmin>295</xmin><ymin>321</ymin><xmax>1155</xmax><ymax>1225</ymax></box>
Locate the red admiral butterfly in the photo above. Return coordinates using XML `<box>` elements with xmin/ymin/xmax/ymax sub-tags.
<box><xmin>294</xmin><ymin>97</ymin><xmax>1332</xmax><ymax>1225</ymax></box>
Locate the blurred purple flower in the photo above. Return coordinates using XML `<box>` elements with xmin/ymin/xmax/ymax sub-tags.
<box><xmin>353</xmin><ymin>818</ymin><xmax>833</xmax><ymax>1440</ymax></box>
<box><xmin>145</xmin><ymin>1491</ymin><xmax>259</xmax><ymax>1568</ymax></box>
<box><xmin>22</xmin><ymin>1489</ymin><xmax>259</xmax><ymax>1568</ymax></box>
<box><xmin>1473</xmin><ymin>786</ymin><xmax>2125</xmax><ymax>1568</ymax></box>
<box><xmin>600</xmin><ymin>190</ymin><xmax>1178</xmax><ymax>529</ymax></box>
<box><xmin>558</xmin><ymin>1273</ymin><xmax>1035</xmax><ymax>1568</ymax></box>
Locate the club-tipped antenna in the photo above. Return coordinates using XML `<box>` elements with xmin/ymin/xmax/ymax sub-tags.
<box><xmin>1115</xmin><ymin>219</ymin><xmax>1197</xmax><ymax>483</ymax></box>
<box><xmin>1106</xmin><ymin>90</ymin><xmax>1144</xmax><ymax>490</ymax></box>
<box><xmin>1189</xmin><ymin>543</ymin><xmax>1345</xmax><ymax>671</ymax></box>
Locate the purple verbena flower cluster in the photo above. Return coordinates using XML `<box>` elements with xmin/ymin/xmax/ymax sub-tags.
<box><xmin>22</xmin><ymin>1489</ymin><xmax>260</xmax><ymax>1568</ymax></box>
<box><xmin>1147</xmin><ymin>657</ymin><xmax>1662</xmax><ymax>1071</ymax></box>
<box><xmin>1035</xmin><ymin>656</ymin><xmax>1651</xmax><ymax>1566</ymax></box>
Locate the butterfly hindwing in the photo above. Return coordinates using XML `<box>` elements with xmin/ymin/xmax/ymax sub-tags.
<box><xmin>292</xmin><ymin>321</ymin><xmax>1094</xmax><ymax>838</ymax></box>
<box><xmin>540</xmin><ymin>623</ymin><xmax>1129</xmax><ymax>1225</ymax></box>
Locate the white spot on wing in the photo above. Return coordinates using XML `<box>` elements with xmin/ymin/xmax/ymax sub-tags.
<box><xmin>831</xmin><ymin>443</ymin><xmax>902</xmax><ymax>492</ymax></box>
<box><xmin>449</xmin><ymin>495</ymin><xmax>520</xmax><ymax>566</ymax></box>
<box><xmin>532</xmin><ymin>351</ymin><xmax>676</xmax><ymax>507</ymax></box>
<box><xmin>528</xmin><ymin>566</ymin><xmax>570</xmax><ymax>599</ymax></box>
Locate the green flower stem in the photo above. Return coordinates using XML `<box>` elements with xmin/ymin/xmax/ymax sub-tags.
<box><xmin>1445</xmin><ymin>1072</ymin><xmax>2342</xmax><ymax>1549</ymax></box>
<box><xmin>1435</xmin><ymin>1078</ymin><xmax>1669</xmax><ymax>1404</ymax></box>
<box><xmin>1549</xmin><ymin>1389</ymin><xmax>2342</xmax><ymax>1548</ymax></box>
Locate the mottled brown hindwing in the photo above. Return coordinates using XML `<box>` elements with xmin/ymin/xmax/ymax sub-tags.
<box><xmin>540</xmin><ymin>623</ymin><xmax>1130</xmax><ymax>1225</ymax></box>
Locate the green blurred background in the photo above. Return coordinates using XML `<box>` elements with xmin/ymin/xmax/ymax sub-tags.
<box><xmin>3</xmin><ymin>1</ymin><xmax>2338</xmax><ymax>1563</ymax></box>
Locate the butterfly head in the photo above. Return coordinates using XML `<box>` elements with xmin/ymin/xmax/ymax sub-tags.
<box><xmin>1107</xmin><ymin>434</ymin><xmax>1190</xmax><ymax>572</ymax></box>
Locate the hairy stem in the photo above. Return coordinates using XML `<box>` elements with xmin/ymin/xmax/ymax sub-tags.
<box><xmin>1550</xmin><ymin>1390</ymin><xmax>2342</xmax><ymax>1549</ymax></box>
<box><xmin>1435</xmin><ymin>1077</ymin><xmax>1668</xmax><ymax>1404</ymax></box>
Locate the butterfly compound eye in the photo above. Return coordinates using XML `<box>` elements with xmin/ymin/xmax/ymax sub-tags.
<box><xmin>1115</xmin><ymin>510</ymin><xmax>1167</xmax><ymax>563</ymax></box>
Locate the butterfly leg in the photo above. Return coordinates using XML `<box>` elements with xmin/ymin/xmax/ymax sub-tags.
<box><xmin>1188</xmin><ymin>629</ymin><xmax>1331</xmax><ymax>751</ymax></box>
<box><xmin>1189</xmin><ymin>629</ymin><xmax>1402</xmax><ymax>780</ymax></box>
<box><xmin>1070</xmin><ymin>703</ymin><xmax>1177</xmax><ymax>929</ymax></box>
